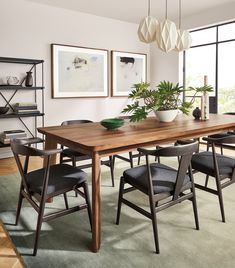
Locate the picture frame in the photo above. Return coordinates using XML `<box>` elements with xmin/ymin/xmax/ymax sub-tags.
<box><xmin>111</xmin><ymin>50</ymin><xmax>147</xmax><ymax>97</ymax></box>
<box><xmin>51</xmin><ymin>44</ymin><xmax>108</xmax><ymax>98</ymax></box>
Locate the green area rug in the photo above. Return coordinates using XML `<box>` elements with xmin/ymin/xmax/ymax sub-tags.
<box><xmin>1</xmin><ymin>156</ymin><xmax>235</xmax><ymax>268</ymax></box>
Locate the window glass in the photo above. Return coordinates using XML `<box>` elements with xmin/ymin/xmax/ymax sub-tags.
<box><xmin>218</xmin><ymin>22</ymin><xmax>235</xmax><ymax>41</ymax></box>
<box><xmin>185</xmin><ymin>45</ymin><xmax>216</xmax><ymax>96</ymax></box>
<box><xmin>191</xmin><ymin>28</ymin><xmax>216</xmax><ymax>46</ymax></box>
<box><xmin>218</xmin><ymin>41</ymin><xmax>235</xmax><ymax>113</ymax></box>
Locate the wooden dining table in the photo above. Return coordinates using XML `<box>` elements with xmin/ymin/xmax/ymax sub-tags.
<box><xmin>38</xmin><ymin>114</ymin><xmax>235</xmax><ymax>252</ymax></box>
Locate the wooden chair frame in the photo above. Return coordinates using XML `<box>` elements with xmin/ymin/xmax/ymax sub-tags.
<box><xmin>193</xmin><ymin>135</ymin><xmax>235</xmax><ymax>222</ymax></box>
<box><xmin>11</xmin><ymin>138</ymin><xmax>92</xmax><ymax>256</ymax></box>
<box><xmin>116</xmin><ymin>141</ymin><xmax>199</xmax><ymax>254</ymax></box>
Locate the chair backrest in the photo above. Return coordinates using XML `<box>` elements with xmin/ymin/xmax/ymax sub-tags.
<box><xmin>143</xmin><ymin>141</ymin><xmax>198</xmax><ymax>200</ymax></box>
<box><xmin>61</xmin><ymin>119</ymin><xmax>93</xmax><ymax>126</ymax></box>
<box><xmin>11</xmin><ymin>138</ymin><xmax>61</xmax><ymax>197</ymax></box>
<box><xmin>207</xmin><ymin>135</ymin><xmax>235</xmax><ymax>145</ymax></box>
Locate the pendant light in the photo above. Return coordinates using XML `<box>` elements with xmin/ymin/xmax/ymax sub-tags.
<box><xmin>155</xmin><ymin>0</ymin><xmax>177</xmax><ymax>53</ymax></box>
<box><xmin>175</xmin><ymin>0</ymin><xmax>192</xmax><ymax>51</ymax></box>
<box><xmin>138</xmin><ymin>0</ymin><xmax>158</xmax><ymax>43</ymax></box>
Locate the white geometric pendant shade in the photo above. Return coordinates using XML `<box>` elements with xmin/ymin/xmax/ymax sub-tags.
<box><xmin>138</xmin><ymin>16</ymin><xmax>158</xmax><ymax>43</ymax></box>
<box><xmin>155</xmin><ymin>19</ymin><xmax>177</xmax><ymax>53</ymax></box>
<box><xmin>175</xmin><ymin>29</ymin><xmax>192</xmax><ymax>51</ymax></box>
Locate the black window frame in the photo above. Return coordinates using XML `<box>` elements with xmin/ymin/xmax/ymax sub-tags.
<box><xmin>183</xmin><ymin>20</ymin><xmax>235</xmax><ymax>113</ymax></box>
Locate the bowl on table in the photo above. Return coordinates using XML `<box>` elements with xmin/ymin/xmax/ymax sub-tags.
<box><xmin>100</xmin><ymin>118</ymin><xmax>124</xmax><ymax>130</ymax></box>
<box><xmin>0</xmin><ymin>106</ymin><xmax>9</xmax><ymax>114</ymax></box>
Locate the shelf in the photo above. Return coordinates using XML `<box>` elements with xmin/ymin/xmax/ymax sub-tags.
<box><xmin>0</xmin><ymin>113</ymin><xmax>44</xmax><ymax>119</ymax></box>
<box><xmin>0</xmin><ymin>57</ymin><xmax>44</xmax><ymax>65</ymax></box>
<box><xmin>0</xmin><ymin>85</ymin><xmax>44</xmax><ymax>90</ymax></box>
<box><xmin>0</xmin><ymin>56</ymin><xmax>44</xmax><ymax>149</ymax></box>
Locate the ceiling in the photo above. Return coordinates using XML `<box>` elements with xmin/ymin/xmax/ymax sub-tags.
<box><xmin>27</xmin><ymin>0</ymin><xmax>235</xmax><ymax>23</ymax></box>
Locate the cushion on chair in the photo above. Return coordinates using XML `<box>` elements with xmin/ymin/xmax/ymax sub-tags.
<box><xmin>123</xmin><ymin>163</ymin><xmax>191</xmax><ymax>195</ymax></box>
<box><xmin>26</xmin><ymin>164</ymin><xmax>87</xmax><ymax>196</ymax></box>
<box><xmin>62</xmin><ymin>148</ymin><xmax>91</xmax><ymax>160</ymax></box>
<box><xmin>191</xmin><ymin>151</ymin><xmax>235</xmax><ymax>177</ymax></box>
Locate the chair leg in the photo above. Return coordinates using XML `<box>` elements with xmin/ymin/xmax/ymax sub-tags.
<box><xmin>220</xmin><ymin>145</ymin><xmax>223</xmax><ymax>155</ymax></box>
<box><xmin>191</xmin><ymin>188</ymin><xmax>200</xmax><ymax>230</ymax></box>
<box><xmin>113</xmin><ymin>155</ymin><xmax>116</xmax><ymax>167</ymax></box>
<box><xmin>215</xmin><ymin>176</ymin><xmax>226</xmax><ymax>222</ymax></box>
<box><xmin>109</xmin><ymin>155</ymin><xmax>115</xmax><ymax>187</ymax></box>
<box><xmin>129</xmin><ymin>152</ymin><xmax>134</xmax><ymax>168</ymax></box>
<box><xmin>205</xmin><ymin>175</ymin><xmax>210</xmax><ymax>187</ymax></box>
<box><xmin>63</xmin><ymin>193</ymin><xmax>69</xmax><ymax>209</ymax></box>
<box><xmin>15</xmin><ymin>189</ymin><xmax>23</xmax><ymax>225</ymax></box>
<box><xmin>59</xmin><ymin>153</ymin><xmax>63</xmax><ymax>164</ymax></box>
<box><xmin>137</xmin><ymin>152</ymin><xmax>141</xmax><ymax>165</ymax></box>
<box><xmin>33</xmin><ymin>200</ymin><xmax>46</xmax><ymax>256</ymax></box>
<box><xmin>116</xmin><ymin>177</ymin><xmax>125</xmax><ymax>225</ymax></box>
<box><xmin>72</xmin><ymin>157</ymin><xmax>78</xmax><ymax>197</ymax></box>
<box><xmin>83</xmin><ymin>182</ymin><xmax>92</xmax><ymax>230</ymax></box>
<box><xmin>149</xmin><ymin>196</ymin><xmax>160</xmax><ymax>254</ymax></box>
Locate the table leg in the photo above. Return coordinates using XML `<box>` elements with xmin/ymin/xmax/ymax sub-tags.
<box><xmin>92</xmin><ymin>152</ymin><xmax>101</xmax><ymax>252</ymax></box>
<box><xmin>44</xmin><ymin>135</ymin><xmax>57</xmax><ymax>165</ymax></box>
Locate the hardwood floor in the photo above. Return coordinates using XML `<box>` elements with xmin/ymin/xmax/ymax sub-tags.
<box><xmin>0</xmin><ymin>221</ymin><xmax>26</xmax><ymax>268</ymax></box>
<box><xmin>0</xmin><ymin>156</ymin><xmax>43</xmax><ymax>176</ymax></box>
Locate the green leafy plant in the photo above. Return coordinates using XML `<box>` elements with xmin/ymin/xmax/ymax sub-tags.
<box><xmin>122</xmin><ymin>81</ymin><xmax>213</xmax><ymax>122</ymax></box>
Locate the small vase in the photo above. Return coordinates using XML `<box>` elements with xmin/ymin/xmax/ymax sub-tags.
<box><xmin>192</xmin><ymin>107</ymin><xmax>201</xmax><ymax>120</ymax></box>
<box><xmin>25</xmin><ymin>71</ymin><xmax>33</xmax><ymax>87</ymax></box>
<box><xmin>201</xmin><ymin>92</ymin><xmax>209</xmax><ymax>120</ymax></box>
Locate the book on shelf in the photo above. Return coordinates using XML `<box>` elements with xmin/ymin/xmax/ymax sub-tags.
<box><xmin>3</xmin><ymin>130</ymin><xmax>25</xmax><ymax>134</ymax></box>
<box><xmin>14</xmin><ymin>102</ymin><xmax>37</xmax><ymax>107</ymax></box>
<box><xmin>0</xmin><ymin>138</ymin><xmax>11</xmax><ymax>144</ymax></box>
<box><xmin>14</xmin><ymin>106</ymin><xmax>38</xmax><ymax>110</ymax></box>
<box><xmin>15</xmin><ymin>110</ymin><xmax>40</xmax><ymax>114</ymax></box>
<box><xmin>1</xmin><ymin>130</ymin><xmax>26</xmax><ymax>139</ymax></box>
<box><xmin>0</xmin><ymin>133</ymin><xmax>27</xmax><ymax>143</ymax></box>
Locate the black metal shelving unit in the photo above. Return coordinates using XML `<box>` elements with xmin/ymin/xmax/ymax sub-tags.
<box><xmin>0</xmin><ymin>56</ymin><xmax>45</xmax><ymax>148</ymax></box>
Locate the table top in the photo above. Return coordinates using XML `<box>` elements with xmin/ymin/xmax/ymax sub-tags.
<box><xmin>38</xmin><ymin>114</ymin><xmax>235</xmax><ymax>155</ymax></box>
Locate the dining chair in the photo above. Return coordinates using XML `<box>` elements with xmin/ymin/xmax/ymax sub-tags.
<box><xmin>191</xmin><ymin>135</ymin><xmax>235</xmax><ymax>222</ymax></box>
<box><xmin>112</xmin><ymin>116</ymin><xmax>143</xmax><ymax>167</ymax></box>
<box><xmin>204</xmin><ymin>113</ymin><xmax>235</xmax><ymax>154</ymax></box>
<box><xmin>116</xmin><ymin>141</ymin><xmax>199</xmax><ymax>254</ymax></box>
<box><xmin>60</xmin><ymin>119</ymin><xmax>115</xmax><ymax>187</ymax></box>
<box><xmin>11</xmin><ymin>138</ymin><xmax>92</xmax><ymax>256</ymax></box>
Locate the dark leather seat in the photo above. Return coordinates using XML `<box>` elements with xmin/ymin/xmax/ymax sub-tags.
<box><xmin>26</xmin><ymin>164</ymin><xmax>87</xmax><ymax>196</ymax></box>
<box><xmin>123</xmin><ymin>163</ymin><xmax>191</xmax><ymax>195</ymax></box>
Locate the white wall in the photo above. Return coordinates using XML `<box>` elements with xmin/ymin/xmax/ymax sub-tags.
<box><xmin>0</xmin><ymin>0</ymin><xmax>149</xmax><ymax>158</ymax></box>
<box><xmin>150</xmin><ymin>1</ymin><xmax>235</xmax><ymax>86</ymax></box>
<box><xmin>0</xmin><ymin>0</ymin><xmax>149</xmax><ymax>125</ymax></box>
<box><xmin>0</xmin><ymin>0</ymin><xmax>150</xmax><ymax>156</ymax></box>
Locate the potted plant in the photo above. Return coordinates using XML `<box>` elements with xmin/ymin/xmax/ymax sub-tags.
<box><xmin>122</xmin><ymin>81</ymin><xmax>213</xmax><ymax>122</ymax></box>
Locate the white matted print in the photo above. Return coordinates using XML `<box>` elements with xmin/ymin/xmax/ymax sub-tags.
<box><xmin>111</xmin><ymin>51</ymin><xmax>147</xmax><ymax>97</ymax></box>
<box><xmin>51</xmin><ymin>44</ymin><xmax>108</xmax><ymax>98</ymax></box>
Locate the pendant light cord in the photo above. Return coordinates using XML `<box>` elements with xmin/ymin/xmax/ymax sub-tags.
<box><xmin>148</xmin><ymin>0</ymin><xmax>150</xmax><ymax>16</ymax></box>
<box><xmin>179</xmin><ymin>0</ymin><xmax>182</xmax><ymax>29</ymax></box>
<box><xmin>165</xmin><ymin>0</ymin><xmax>168</xmax><ymax>19</ymax></box>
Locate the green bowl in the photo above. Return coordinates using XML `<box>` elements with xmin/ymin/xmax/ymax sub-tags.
<box><xmin>100</xmin><ymin>118</ymin><xmax>124</xmax><ymax>130</ymax></box>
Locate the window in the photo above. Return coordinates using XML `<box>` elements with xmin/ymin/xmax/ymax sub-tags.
<box><xmin>183</xmin><ymin>21</ymin><xmax>235</xmax><ymax>114</ymax></box>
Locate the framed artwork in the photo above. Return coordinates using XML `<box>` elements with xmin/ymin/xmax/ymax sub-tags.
<box><xmin>51</xmin><ymin>44</ymin><xmax>108</xmax><ymax>98</ymax></box>
<box><xmin>111</xmin><ymin>51</ymin><xmax>147</xmax><ymax>97</ymax></box>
